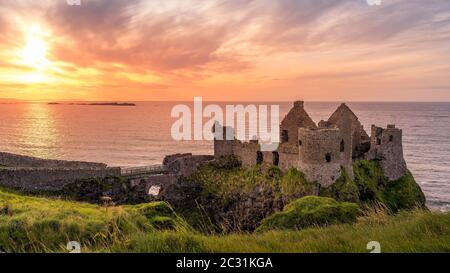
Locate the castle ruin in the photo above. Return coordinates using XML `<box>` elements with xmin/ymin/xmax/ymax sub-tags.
<box><xmin>214</xmin><ymin>101</ymin><xmax>407</xmax><ymax>187</ymax></box>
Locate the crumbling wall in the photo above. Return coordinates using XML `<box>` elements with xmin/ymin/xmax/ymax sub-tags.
<box><xmin>278</xmin><ymin>144</ymin><xmax>299</xmax><ymax>171</ymax></box>
<box><xmin>214</xmin><ymin>139</ymin><xmax>235</xmax><ymax>159</ymax></box>
<box><xmin>280</xmin><ymin>101</ymin><xmax>317</xmax><ymax>147</ymax></box>
<box><xmin>0</xmin><ymin>152</ymin><xmax>107</xmax><ymax>169</ymax></box>
<box><xmin>0</xmin><ymin>167</ymin><xmax>121</xmax><ymax>192</ymax></box>
<box><xmin>326</xmin><ymin>103</ymin><xmax>370</xmax><ymax>162</ymax></box>
<box><xmin>233</xmin><ymin>141</ymin><xmax>260</xmax><ymax>167</ymax></box>
<box><xmin>367</xmin><ymin>125</ymin><xmax>407</xmax><ymax>180</ymax></box>
<box><xmin>298</xmin><ymin>128</ymin><xmax>341</xmax><ymax>187</ymax></box>
<box><xmin>166</xmin><ymin>155</ymin><xmax>214</xmax><ymax>176</ymax></box>
<box><xmin>213</xmin><ymin>124</ymin><xmax>235</xmax><ymax>159</ymax></box>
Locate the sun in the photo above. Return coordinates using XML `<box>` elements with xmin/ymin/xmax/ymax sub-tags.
<box><xmin>19</xmin><ymin>25</ymin><xmax>50</xmax><ymax>70</ymax></box>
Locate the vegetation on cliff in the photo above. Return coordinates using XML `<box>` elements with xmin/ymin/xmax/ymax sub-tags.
<box><xmin>183</xmin><ymin>159</ymin><xmax>424</xmax><ymax>232</ymax></box>
<box><xmin>1</xmin><ymin>186</ymin><xmax>448</xmax><ymax>253</ymax></box>
<box><xmin>320</xmin><ymin>160</ymin><xmax>426</xmax><ymax>211</ymax></box>
<box><xmin>0</xmin><ymin>158</ymin><xmax>437</xmax><ymax>253</ymax></box>
<box><xmin>183</xmin><ymin>164</ymin><xmax>316</xmax><ymax>232</ymax></box>
<box><xmin>0</xmin><ymin>187</ymin><xmax>186</xmax><ymax>252</ymax></box>
<box><xmin>256</xmin><ymin>196</ymin><xmax>360</xmax><ymax>232</ymax></box>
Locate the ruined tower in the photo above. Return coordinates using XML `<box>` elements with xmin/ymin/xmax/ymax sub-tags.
<box><xmin>213</xmin><ymin>122</ymin><xmax>235</xmax><ymax>159</ymax></box>
<box><xmin>278</xmin><ymin>101</ymin><xmax>317</xmax><ymax>171</ymax></box>
<box><xmin>367</xmin><ymin>124</ymin><xmax>407</xmax><ymax>181</ymax></box>
<box><xmin>297</xmin><ymin>127</ymin><xmax>341</xmax><ymax>187</ymax></box>
<box><xmin>325</xmin><ymin>103</ymin><xmax>371</xmax><ymax>178</ymax></box>
<box><xmin>280</xmin><ymin>101</ymin><xmax>317</xmax><ymax>146</ymax></box>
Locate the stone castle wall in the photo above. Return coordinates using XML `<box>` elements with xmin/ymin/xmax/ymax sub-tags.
<box><xmin>165</xmin><ymin>155</ymin><xmax>214</xmax><ymax>177</ymax></box>
<box><xmin>298</xmin><ymin>128</ymin><xmax>341</xmax><ymax>187</ymax></box>
<box><xmin>0</xmin><ymin>152</ymin><xmax>107</xmax><ymax>169</ymax></box>
<box><xmin>367</xmin><ymin>125</ymin><xmax>407</xmax><ymax>180</ymax></box>
<box><xmin>233</xmin><ymin>141</ymin><xmax>260</xmax><ymax>167</ymax></box>
<box><xmin>212</xmin><ymin>101</ymin><xmax>408</xmax><ymax>187</ymax></box>
<box><xmin>0</xmin><ymin>167</ymin><xmax>121</xmax><ymax>192</ymax></box>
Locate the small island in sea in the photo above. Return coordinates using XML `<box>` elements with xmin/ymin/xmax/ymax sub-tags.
<box><xmin>48</xmin><ymin>102</ymin><xmax>136</xmax><ymax>106</ymax></box>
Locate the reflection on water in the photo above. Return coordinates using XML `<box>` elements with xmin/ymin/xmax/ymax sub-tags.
<box><xmin>18</xmin><ymin>103</ymin><xmax>59</xmax><ymax>159</ymax></box>
<box><xmin>0</xmin><ymin>101</ymin><xmax>449</xmax><ymax>212</ymax></box>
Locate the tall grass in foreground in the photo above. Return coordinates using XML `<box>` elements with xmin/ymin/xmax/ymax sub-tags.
<box><xmin>117</xmin><ymin>209</ymin><xmax>450</xmax><ymax>253</ymax></box>
<box><xmin>1</xmin><ymin>187</ymin><xmax>449</xmax><ymax>253</ymax></box>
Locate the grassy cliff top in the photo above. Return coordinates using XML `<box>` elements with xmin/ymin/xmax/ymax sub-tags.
<box><xmin>1</xmin><ymin>186</ymin><xmax>449</xmax><ymax>253</ymax></box>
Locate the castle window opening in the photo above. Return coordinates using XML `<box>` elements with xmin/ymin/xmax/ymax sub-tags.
<box><xmin>299</xmin><ymin>140</ymin><xmax>303</xmax><ymax>146</ymax></box>
<box><xmin>325</xmin><ymin>153</ymin><xmax>332</xmax><ymax>163</ymax></box>
<box><xmin>340</xmin><ymin>140</ymin><xmax>345</xmax><ymax>152</ymax></box>
<box><xmin>272</xmin><ymin>152</ymin><xmax>279</xmax><ymax>166</ymax></box>
<box><xmin>256</xmin><ymin>151</ymin><xmax>264</xmax><ymax>165</ymax></box>
<box><xmin>281</xmin><ymin>130</ymin><xmax>289</xmax><ymax>143</ymax></box>
<box><xmin>355</xmin><ymin>146</ymin><xmax>359</xmax><ymax>152</ymax></box>
<box><xmin>389</xmin><ymin>135</ymin><xmax>394</xmax><ymax>142</ymax></box>
<box><xmin>377</xmin><ymin>138</ymin><xmax>382</xmax><ymax>145</ymax></box>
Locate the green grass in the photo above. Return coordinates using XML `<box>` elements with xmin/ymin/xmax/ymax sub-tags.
<box><xmin>321</xmin><ymin>161</ymin><xmax>426</xmax><ymax>211</ymax></box>
<box><xmin>1</xmin><ymin>186</ymin><xmax>449</xmax><ymax>253</ymax></box>
<box><xmin>117</xmin><ymin>209</ymin><xmax>450</xmax><ymax>253</ymax></box>
<box><xmin>256</xmin><ymin>196</ymin><xmax>360</xmax><ymax>232</ymax></box>
<box><xmin>0</xmin><ymin>187</ymin><xmax>186</xmax><ymax>252</ymax></box>
<box><xmin>190</xmin><ymin>165</ymin><xmax>316</xmax><ymax>201</ymax></box>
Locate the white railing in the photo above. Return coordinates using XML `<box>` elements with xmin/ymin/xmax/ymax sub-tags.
<box><xmin>120</xmin><ymin>164</ymin><xmax>165</xmax><ymax>176</ymax></box>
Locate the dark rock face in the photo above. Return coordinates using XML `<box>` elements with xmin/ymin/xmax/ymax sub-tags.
<box><xmin>155</xmin><ymin>178</ymin><xmax>204</xmax><ymax>212</ymax></box>
<box><xmin>60</xmin><ymin>176</ymin><xmax>144</xmax><ymax>204</ymax></box>
<box><xmin>149</xmin><ymin>164</ymin><xmax>317</xmax><ymax>232</ymax></box>
<box><xmin>215</xmin><ymin>185</ymin><xmax>284</xmax><ymax>231</ymax></box>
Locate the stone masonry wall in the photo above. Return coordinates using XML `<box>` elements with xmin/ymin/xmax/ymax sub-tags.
<box><xmin>166</xmin><ymin>155</ymin><xmax>214</xmax><ymax>177</ymax></box>
<box><xmin>298</xmin><ymin>128</ymin><xmax>341</xmax><ymax>187</ymax></box>
<box><xmin>278</xmin><ymin>144</ymin><xmax>299</xmax><ymax>171</ymax></box>
<box><xmin>367</xmin><ymin>125</ymin><xmax>407</xmax><ymax>180</ymax></box>
<box><xmin>0</xmin><ymin>167</ymin><xmax>121</xmax><ymax>192</ymax></box>
<box><xmin>233</xmin><ymin>141</ymin><xmax>260</xmax><ymax>167</ymax></box>
<box><xmin>0</xmin><ymin>152</ymin><xmax>107</xmax><ymax>169</ymax></box>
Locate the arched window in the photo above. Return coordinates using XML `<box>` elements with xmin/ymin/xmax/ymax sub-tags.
<box><xmin>340</xmin><ymin>140</ymin><xmax>345</xmax><ymax>152</ymax></box>
<box><xmin>325</xmin><ymin>153</ymin><xmax>332</xmax><ymax>163</ymax></box>
<box><xmin>299</xmin><ymin>140</ymin><xmax>303</xmax><ymax>146</ymax></box>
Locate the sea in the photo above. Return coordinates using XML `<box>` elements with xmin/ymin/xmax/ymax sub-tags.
<box><xmin>0</xmin><ymin>101</ymin><xmax>449</xmax><ymax>212</ymax></box>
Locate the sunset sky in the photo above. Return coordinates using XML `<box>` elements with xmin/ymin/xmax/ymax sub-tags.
<box><xmin>0</xmin><ymin>0</ymin><xmax>450</xmax><ymax>101</ymax></box>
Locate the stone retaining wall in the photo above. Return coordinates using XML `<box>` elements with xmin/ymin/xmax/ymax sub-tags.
<box><xmin>0</xmin><ymin>167</ymin><xmax>121</xmax><ymax>192</ymax></box>
<box><xmin>0</xmin><ymin>152</ymin><xmax>107</xmax><ymax>169</ymax></box>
